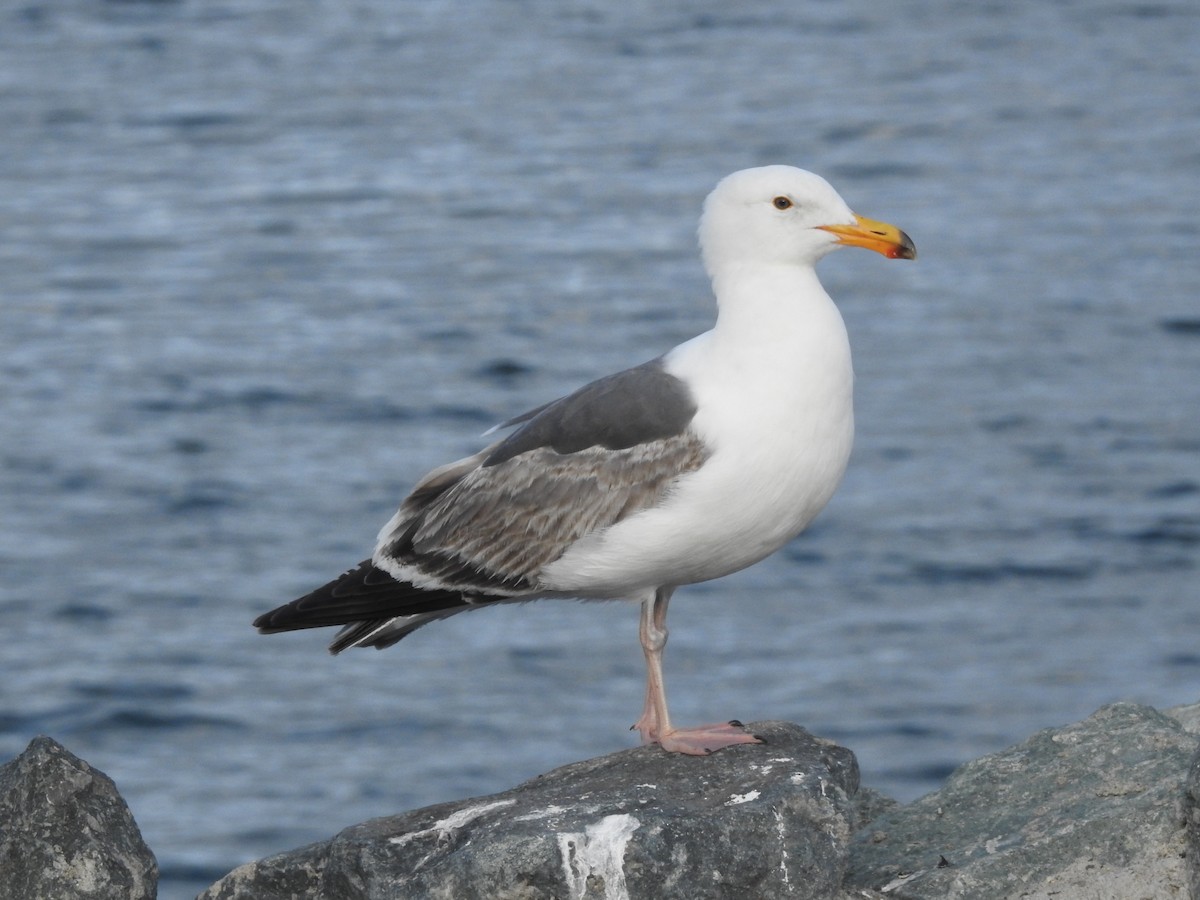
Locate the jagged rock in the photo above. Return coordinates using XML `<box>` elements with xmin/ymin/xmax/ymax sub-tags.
<box><xmin>200</xmin><ymin>721</ymin><xmax>865</xmax><ymax>900</ymax></box>
<box><xmin>846</xmin><ymin>702</ymin><xmax>1197</xmax><ymax>899</ymax></box>
<box><xmin>0</xmin><ymin>735</ymin><xmax>157</xmax><ymax>900</ymax></box>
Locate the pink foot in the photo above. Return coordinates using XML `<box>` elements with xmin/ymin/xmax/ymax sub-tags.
<box><xmin>637</xmin><ymin>719</ymin><xmax>763</xmax><ymax>756</ymax></box>
<box><xmin>632</xmin><ymin>591</ymin><xmax>763</xmax><ymax>755</ymax></box>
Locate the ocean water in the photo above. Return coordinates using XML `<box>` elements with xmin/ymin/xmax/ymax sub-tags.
<box><xmin>1</xmin><ymin>0</ymin><xmax>1198</xmax><ymax>896</ymax></box>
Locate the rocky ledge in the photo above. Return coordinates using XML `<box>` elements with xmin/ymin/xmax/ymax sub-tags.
<box><xmin>200</xmin><ymin>720</ymin><xmax>864</xmax><ymax>900</ymax></box>
<box><xmin>5</xmin><ymin>701</ymin><xmax>1200</xmax><ymax>899</ymax></box>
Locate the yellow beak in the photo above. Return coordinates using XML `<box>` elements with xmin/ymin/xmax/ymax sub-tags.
<box><xmin>818</xmin><ymin>214</ymin><xmax>917</xmax><ymax>260</ymax></box>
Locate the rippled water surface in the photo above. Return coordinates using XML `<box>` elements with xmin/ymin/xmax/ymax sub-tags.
<box><xmin>2</xmin><ymin>1</ymin><xmax>1198</xmax><ymax>896</ymax></box>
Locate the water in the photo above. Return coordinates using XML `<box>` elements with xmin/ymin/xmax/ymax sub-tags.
<box><xmin>1</xmin><ymin>0</ymin><xmax>1198</xmax><ymax>896</ymax></box>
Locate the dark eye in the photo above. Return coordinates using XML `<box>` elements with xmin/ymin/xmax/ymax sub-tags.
<box><xmin>772</xmin><ymin>196</ymin><xmax>793</xmax><ymax>210</ymax></box>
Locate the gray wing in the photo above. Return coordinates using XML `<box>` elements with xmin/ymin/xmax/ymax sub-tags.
<box><xmin>376</xmin><ymin>359</ymin><xmax>708</xmax><ymax>592</ymax></box>
<box><xmin>484</xmin><ymin>356</ymin><xmax>698</xmax><ymax>462</ymax></box>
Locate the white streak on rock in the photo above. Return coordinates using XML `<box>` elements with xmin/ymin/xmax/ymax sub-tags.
<box><xmin>389</xmin><ymin>798</ymin><xmax>516</xmax><ymax>848</ymax></box>
<box><xmin>558</xmin><ymin>813</ymin><xmax>640</xmax><ymax>900</ymax></box>
<box><xmin>513</xmin><ymin>804</ymin><xmax>569</xmax><ymax>822</ymax></box>
<box><xmin>881</xmin><ymin>871</ymin><xmax>917</xmax><ymax>893</ymax></box>
<box><xmin>725</xmin><ymin>790</ymin><xmax>761</xmax><ymax>806</ymax></box>
<box><xmin>774</xmin><ymin>807</ymin><xmax>790</xmax><ymax>885</ymax></box>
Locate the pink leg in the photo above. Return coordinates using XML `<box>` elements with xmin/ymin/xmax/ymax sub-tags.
<box><xmin>631</xmin><ymin>588</ymin><xmax>762</xmax><ymax>755</ymax></box>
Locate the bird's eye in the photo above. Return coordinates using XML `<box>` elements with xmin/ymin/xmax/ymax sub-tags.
<box><xmin>772</xmin><ymin>196</ymin><xmax>793</xmax><ymax>210</ymax></box>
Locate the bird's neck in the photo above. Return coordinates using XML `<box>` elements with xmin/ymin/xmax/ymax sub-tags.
<box><xmin>708</xmin><ymin>263</ymin><xmax>844</xmax><ymax>358</ymax></box>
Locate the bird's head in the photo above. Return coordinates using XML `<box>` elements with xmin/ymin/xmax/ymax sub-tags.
<box><xmin>698</xmin><ymin>165</ymin><xmax>916</xmax><ymax>278</ymax></box>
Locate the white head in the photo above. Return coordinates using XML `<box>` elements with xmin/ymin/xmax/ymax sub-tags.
<box><xmin>698</xmin><ymin>165</ymin><xmax>915</xmax><ymax>279</ymax></box>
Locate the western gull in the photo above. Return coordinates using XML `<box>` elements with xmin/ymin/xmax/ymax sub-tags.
<box><xmin>254</xmin><ymin>165</ymin><xmax>915</xmax><ymax>755</ymax></box>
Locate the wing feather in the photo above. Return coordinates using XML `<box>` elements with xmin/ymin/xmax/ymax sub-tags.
<box><xmin>377</xmin><ymin>433</ymin><xmax>708</xmax><ymax>591</ymax></box>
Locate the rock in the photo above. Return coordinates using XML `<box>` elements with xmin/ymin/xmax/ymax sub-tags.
<box><xmin>846</xmin><ymin>702</ymin><xmax>1196</xmax><ymax>899</ymax></box>
<box><xmin>1167</xmin><ymin>700</ymin><xmax>1200</xmax><ymax>736</ymax></box>
<box><xmin>200</xmin><ymin>721</ymin><xmax>866</xmax><ymax>900</ymax></box>
<box><xmin>202</xmin><ymin>701</ymin><xmax>1200</xmax><ymax>899</ymax></box>
<box><xmin>0</xmin><ymin>735</ymin><xmax>158</xmax><ymax>900</ymax></box>
<box><xmin>198</xmin><ymin>841</ymin><xmax>326</xmax><ymax>900</ymax></box>
<box><xmin>1181</xmin><ymin>729</ymin><xmax>1200</xmax><ymax>900</ymax></box>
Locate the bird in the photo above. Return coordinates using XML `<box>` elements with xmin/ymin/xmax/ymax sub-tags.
<box><xmin>254</xmin><ymin>165</ymin><xmax>915</xmax><ymax>755</ymax></box>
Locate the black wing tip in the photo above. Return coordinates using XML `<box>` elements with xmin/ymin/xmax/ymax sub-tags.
<box><xmin>251</xmin><ymin>559</ymin><xmax>379</xmax><ymax>635</ymax></box>
<box><xmin>251</xmin><ymin>607</ymin><xmax>326</xmax><ymax>635</ymax></box>
<box><xmin>252</xmin><ymin>609</ymin><xmax>294</xmax><ymax>633</ymax></box>
<box><xmin>251</xmin><ymin>560</ymin><xmax>485</xmax><ymax>644</ymax></box>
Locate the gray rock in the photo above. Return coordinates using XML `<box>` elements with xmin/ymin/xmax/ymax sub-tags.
<box><xmin>1167</xmin><ymin>699</ymin><xmax>1200</xmax><ymax>736</ymax></box>
<box><xmin>1171</xmin><ymin>695</ymin><xmax>1200</xmax><ymax>899</ymax></box>
<box><xmin>199</xmin><ymin>840</ymin><xmax>326</xmax><ymax>900</ymax></box>
<box><xmin>847</xmin><ymin>702</ymin><xmax>1197</xmax><ymax>899</ymax></box>
<box><xmin>203</xmin><ymin>702</ymin><xmax>1200</xmax><ymax>899</ymax></box>
<box><xmin>200</xmin><ymin>721</ymin><xmax>863</xmax><ymax>900</ymax></box>
<box><xmin>0</xmin><ymin>735</ymin><xmax>157</xmax><ymax>900</ymax></box>
<box><xmin>1182</xmin><ymin>741</ymin><xmax>1200</xmax><ymax>900</ymax></box>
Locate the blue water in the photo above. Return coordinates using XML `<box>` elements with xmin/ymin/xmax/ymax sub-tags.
<box><xmin>2</xmin><ymin>1</ymin><xmax>1198</xmax><ymax>896</ymax></box>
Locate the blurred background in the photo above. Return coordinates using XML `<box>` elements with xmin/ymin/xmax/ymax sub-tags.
<box><xmin>1</xmin><ymin>0</ymin><xmax>1197</xmax><ymax>896</ymax></box>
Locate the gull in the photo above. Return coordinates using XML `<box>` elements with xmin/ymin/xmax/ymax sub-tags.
<box><xmin>254</xmin><ymin>165</ymin><xmax>915</xmax><ymax>755</ymax></box>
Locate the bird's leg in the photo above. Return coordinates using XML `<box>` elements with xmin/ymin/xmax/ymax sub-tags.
<box><xmin>631</xmin><ymin>587</ymin><xmax>762</xmax><ymax>755</ymax></box>
<box><xmin>632</xmin><ymin>588</ymin><xmax>672</xmax><ymax>742</ymax></box>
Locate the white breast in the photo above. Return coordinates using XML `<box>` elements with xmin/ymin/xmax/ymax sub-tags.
<box><xmin>540</xmin><ymin>273</ymin><xmax>854</xmax><ymax>598</ymax></box>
